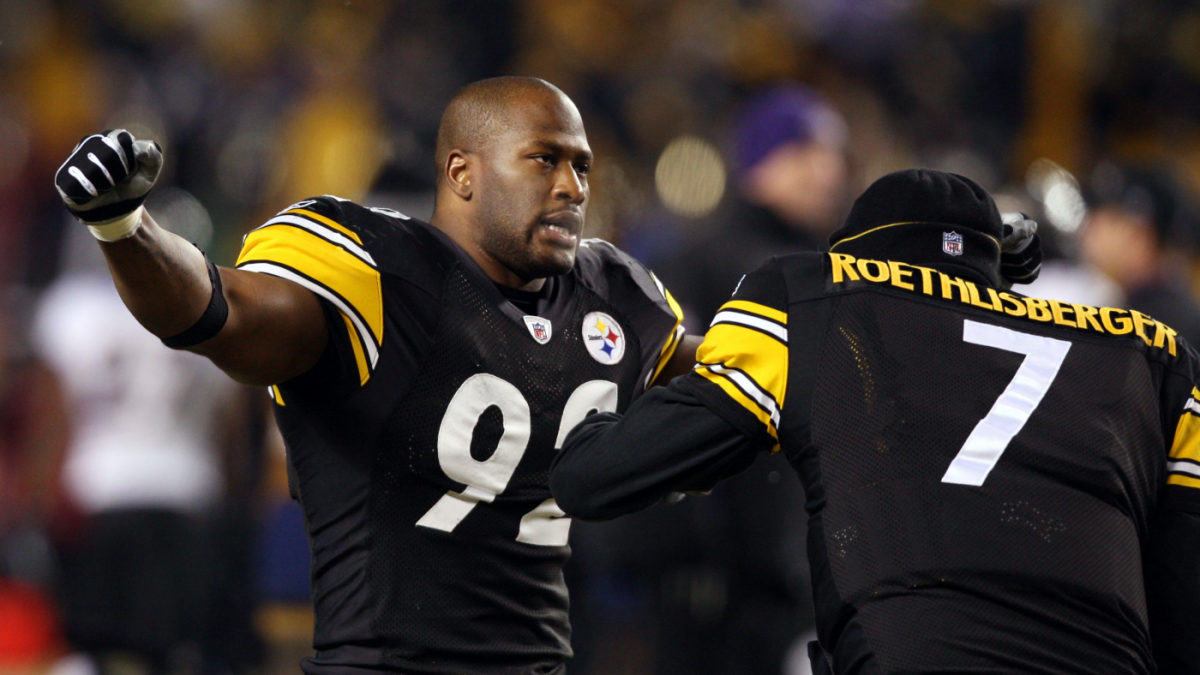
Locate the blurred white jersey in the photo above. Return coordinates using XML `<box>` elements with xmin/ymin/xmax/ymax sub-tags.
<box><xmin>1021</xmin><ymin>260</ymin><xmax>1123</xmax><ymax>309</ymax></box>
<box><xmin>33</xmin><ymin>274</ymin><xmax>237</xmax><ymax>514</ymax></box>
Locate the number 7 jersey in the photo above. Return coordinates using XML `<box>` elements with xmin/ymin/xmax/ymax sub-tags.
<box><xmin>236</xmin><ymin>196</ymin><xmax>685</xmax><ymax>675</ymax></box>
<box><xmin>679</xmin><ymin>251</ymin><xmax>1200</xmax><ymax>674</ymax></box>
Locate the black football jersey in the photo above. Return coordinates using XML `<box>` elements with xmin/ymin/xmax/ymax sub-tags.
<box><xmin>235</xmin><ymin>196</ymin><xmax>684</xmax><ymax>675</ymax></box>
<box><xmin>552</xmin><ymin>250</ymin><xmax>1200</xmax><ymax>674</ymax></box>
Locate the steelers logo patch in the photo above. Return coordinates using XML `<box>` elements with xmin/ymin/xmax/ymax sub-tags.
<box><xmin>582</xmin><ymin>311</ymin><xmax>625</xmax><ymax>365</ymax></box>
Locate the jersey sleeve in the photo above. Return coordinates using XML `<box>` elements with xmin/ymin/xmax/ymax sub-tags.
<box><xmin>1145</xmin><ymin>338</ymin><xmax>1200</xmax><ymax>671</ymax></box>
<box><xmin>551</xmin><ymin>380</ymin><xmax>762</xmax><ymax>521</ymax></box>
<box><xmin>235</xmin><ymin>196</ymin><xmax>383</xmax><ymax>388</ymax></box>
<box><xmin>1158</xmin><ymin>339</ymin><xmax>1200</xmax><ymax>492</ymax></box>
<box><xmin>575</xmin><ymin>239</ymin><xmax>686</xmax><ymax>390</ymax></box>
<box><xmin>679</xmin><ymin>257</ymin><xmax>789</xmax><ymax>450</ymax></box>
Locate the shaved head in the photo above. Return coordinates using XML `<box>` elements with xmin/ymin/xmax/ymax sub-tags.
<box><xmin>435</xmin><ymin>77</ymin><xmax>579</xmax><ymax>184</ymax></box>
<box><xmin>430</xmin><ymin>76</ymin><xmax>592</xmax><ymax>289</ymax></box>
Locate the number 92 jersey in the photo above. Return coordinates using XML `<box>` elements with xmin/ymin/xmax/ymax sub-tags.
<box><xmin>236</xmin><ymin>196</ymin><xmax>685</xmax><ymax>675</ymax></box>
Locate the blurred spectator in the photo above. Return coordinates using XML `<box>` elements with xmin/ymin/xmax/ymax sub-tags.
<box><xmin>660</xmin><ymin>85</ymin><xmax>849</xmax><ymax>328</ymax></box>
<box><xmin>32</xmin><ymin>232</ymin><xmax>253</xmax><ymax>675</ymax></box>
<box><xmin>0</xmin><ymin>287</ymin><xmax>68</xmax><ymax>668</ymax></box>
<box><xmin>1080</xmin><ymin>163</ymin><xmax>1200</xmax><ymax>347</ymax></box>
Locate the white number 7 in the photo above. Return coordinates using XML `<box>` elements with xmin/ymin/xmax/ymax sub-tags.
<box><xmin>941</xmin><ymin>320</ymin><xmax>1071</xmax><ymax>487</ymax></box>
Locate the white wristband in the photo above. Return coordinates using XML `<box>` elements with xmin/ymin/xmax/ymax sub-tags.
<box><xmin>86</xmin><ymin>206</ymin><xmax>145</xmax><ymax>242</ymax></box>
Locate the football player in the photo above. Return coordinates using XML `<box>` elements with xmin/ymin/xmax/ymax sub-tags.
<box><xmin>54</xmin><ymin>77</ymin><xmax>698</xmax><ymax>675</ymax></box>
<box><xmin>551</xmin><ymin>169</ymin><xmax>1200</xmax><ymax>675</ymax></box>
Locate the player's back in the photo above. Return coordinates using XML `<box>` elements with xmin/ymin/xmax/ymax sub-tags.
<box><xmin>772</xmin><ymin>251</ymin><xmax>1180</xmax><ymax>674</ymax></box>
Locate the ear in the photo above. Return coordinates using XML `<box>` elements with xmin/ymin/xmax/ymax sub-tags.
<box><xmin>445</xmin><ymin>150</ymin><xmax>473</xmax><ymax>200</ymax></box>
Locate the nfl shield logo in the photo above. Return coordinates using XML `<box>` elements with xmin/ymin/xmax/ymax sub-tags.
<box><xmin>523</xmin><ymin>315</ymin><xmax>552</xmax><ymax>344</ymax></box>
<box><xmin>943</xmin><ymin>231</ymin><xmax>964</xmax><ymax>256</ymax></box>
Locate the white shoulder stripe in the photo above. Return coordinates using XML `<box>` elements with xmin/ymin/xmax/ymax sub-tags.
<box><xmin>1169</xmin><ymin>460</ymin><xmax>1200</xmax><ymax>478</ymax></box>
<box><xmin>710</xmin><ymin>310</ymin><xmax>788</xmax><ymax>343</ymax></box>
<box><xmin>237</xmin><ymin>261</ymin><xmax>379</xmax><ymax>368</ymax></box>
<box><xmin>1185</xmin><ymin>398</ymin><xmax>1200</xmax><ymax>415</ymax></box>
<box><xmin>259</xmin><ymin>214</ymin><xmax>377</xmax><ymax>267</ymax></box>
<box><xmin>701</xmin><ymin>362</ymin><xmax>780</xmax><ymax>429</ymax></box>
<box><xmin>649</xmin><ymin>271</ymin><xmax>667</xmax><ymax>299</ymax></box>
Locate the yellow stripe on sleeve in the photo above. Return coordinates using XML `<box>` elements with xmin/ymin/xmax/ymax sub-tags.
<box><xmin>343</xmin><ymin>313</ymin><xmax>370</xmax><ymax>385</ymax></box>
<box><xmin>719</xmin><ymin>299</ymin><xmax>787</xmax><ymax>325</ymax></box>
<box><xmin>1169</xmin><ymin>411</ymin><xmax>1200</xmax><ymax>465</ymax></box>
<box><xmin>286</xmin><ymin>209</ymin><xmax>363</xmax><ymax>245</ymax></box>
<box><xmin>697</xmin><ymin>323</ymin><xmax>788</xmax><ymax>407</ymax></box>
<box><xmin>693</xmin><ymin>321</ymin><xmax>788</xmax><ymax>445</ymax></box>
<box><xmin>647</xmin><ymin>288</ymin><xmax>686</xmax><ymax>388</ymax></box>
<box><xmin>1168</xmin><ymin>474</ymin><xmax>1200</xmax><ymax>488</ymax></box>
<box><xmin>694</xmin><ymin>367</ymin><xmax>779</xmax><ymax>442</ymax></box>
<box><xmin>237</xmin><ymin>225</ymin><xmax>383</xmax><ymax>346</ymax></box>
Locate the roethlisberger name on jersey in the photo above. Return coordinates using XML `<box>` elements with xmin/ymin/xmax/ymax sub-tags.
<box><xmin>828</xmin><ymin>252</ymin><xmax>1180</xmax><ymax>357</ymax></box>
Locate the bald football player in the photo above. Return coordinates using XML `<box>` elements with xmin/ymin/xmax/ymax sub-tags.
<box><xmin>55</xmin><ymin>77</ymin><xmax>698</xmax><ymax>675</ymax></box>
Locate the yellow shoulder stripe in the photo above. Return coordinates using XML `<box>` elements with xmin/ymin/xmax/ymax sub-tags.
<box><xmin>1169</xmin><ymin>474</ymin><xmax>1200</xmax><ymax>488</ymax></box>
<box><xmin>238</xmin><ymin>225</ymin><xmax>383</xmax><ymax>347</ymax></box>
<box><xmin>1170</xmin><ymin>408</ymin><xmax>1200</xmax><ymax>464</ymax></box>
<box><xmin>647</xmin><ymin>288</ymin><xmax>686</xmax><ymax>388</ymax></box>
<box><xmin>694</xmin><ymin>367</ymin><xmax>779</xmax><ymax>442</ymax></box>
<box><xmin>720</xmin><ymin>299</ymin><xmax>787</xmax><ymax>325</ymax></box>
<box><xmin>698</xmin><ymin>323</ymin><xmax>788</xmax><ymax>408</ymax></box>
<box><xmin>286</xmin><ymin>208</ymin><xmax>363</xmax><ymax>245</ymax></box>
<box><xmin>693</xmin><ymin>320</ymin><xmax>787</xmax><ymax>445</ymax></box>
<box><xmin>1168</xmin><ymin>400</ymin><xmax>1200</xmax><ymax>488</ymax></box>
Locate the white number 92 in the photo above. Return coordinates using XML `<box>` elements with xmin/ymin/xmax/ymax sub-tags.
<box><xmin>415</xmin><ymin>374</ymin><xmax>619</xmax><ymax>546</ymax></box>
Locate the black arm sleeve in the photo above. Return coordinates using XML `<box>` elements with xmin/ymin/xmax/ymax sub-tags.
<box><xmin>1145</xmin><ymin>488</ymin><xmax>1200</xmax><ymax>673</ymax></box>
<box><xmin>1145</xmin><ymin>344</ymin><xmax>1200</xmax><ymax>673</ymax></box>
<box><xmin>550</xmin><ymin>377</ymin><xmax>766</xmax><ymax>521</ymax></box>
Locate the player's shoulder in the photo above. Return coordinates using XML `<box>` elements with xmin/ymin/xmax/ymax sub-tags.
<box><xmin>725</xmin><ymin>251</ymin><xmax>824</xmax><ymax>310</ymax></box>
<box><xmin>574</xmin><ymin>238</ymin><xmax>663</xmax><ymax>305</ymax></box>
<box><xmin>248</xmin><ymin>195</ymin><xmax>455</xmax><ymax>278</ymax></box>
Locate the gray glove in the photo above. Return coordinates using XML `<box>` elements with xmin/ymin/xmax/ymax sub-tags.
<box><xmin>999</xmin><ymin>212</ymin><xmax>1042</xmax><ymax>289</ymax></box>
<box><xmin>54</xmin><ymin>129</ymin><xmax>163</xmax><ymax>224</ymax></box>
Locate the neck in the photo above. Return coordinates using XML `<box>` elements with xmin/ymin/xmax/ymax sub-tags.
<box><xmin>430</xmin><ymin>208</ymin><xmax>547</xmax><ymax>291</ymax></box>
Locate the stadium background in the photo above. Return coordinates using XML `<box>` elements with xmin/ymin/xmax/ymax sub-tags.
<box><xmin>2</xmin><ymin>0</ymin><xmax>1200</xmax><ymax>674</ymax></box>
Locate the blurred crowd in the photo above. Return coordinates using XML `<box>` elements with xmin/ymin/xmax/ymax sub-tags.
<box><xmin>3</xmin><ymin>0</ymin><xmax>1200</xmax><ymax>674</ymax></box>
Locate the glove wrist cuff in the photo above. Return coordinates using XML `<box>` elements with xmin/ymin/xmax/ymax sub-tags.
<box><xmin>86</xmin><ymin>205</ymin><xmax>144</xmax><ymax>242</ymax></box>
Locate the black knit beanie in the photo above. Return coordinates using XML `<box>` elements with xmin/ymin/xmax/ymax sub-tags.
<box><xmin>829</xmin><ymin>169</ymin><xmax>1003</xmax><ymax>286</ymax></box>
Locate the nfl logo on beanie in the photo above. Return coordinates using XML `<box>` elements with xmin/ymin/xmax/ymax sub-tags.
<box><xmin>943</xmin><ymin>232</ymin><xmax>964</xmax><ymax>256</ymax></box>
<box><xmin>828</xmin><ymin>169</ymin><xmax>1002</xmax><ymax>286</ymax></box>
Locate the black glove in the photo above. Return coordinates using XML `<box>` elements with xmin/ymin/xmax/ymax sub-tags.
<box><xmin>999</xmin><ymin>212</ymin><xmax>1042</xmax><ymax>289</ymax></box>
<box><xmin>54</xmin><ymin>129</ymin><xmax>163</xmax><ymax>224</ymax></box>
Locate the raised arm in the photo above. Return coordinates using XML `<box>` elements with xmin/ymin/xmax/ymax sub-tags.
<box><xmin>55</xmin><ymin>130</ymin><xmax>327</xmax><ymax>386</ymax></box>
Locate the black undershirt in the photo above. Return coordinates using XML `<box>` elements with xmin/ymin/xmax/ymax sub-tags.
<box><xmin>496</xmin><ymin>279</ymin><xmax>554</xmax><ymax>316</ymax></box>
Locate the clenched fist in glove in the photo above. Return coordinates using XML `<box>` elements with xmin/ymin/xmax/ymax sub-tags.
<box><xmin>54</xmin><ymin>129</ymin><xmax>163</xmax><ymax>241</ymax></box>
<box><xmin>999</xmin><ymin>212</ymin><xmax>1042</xmax><ymax>289</ymax></box>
